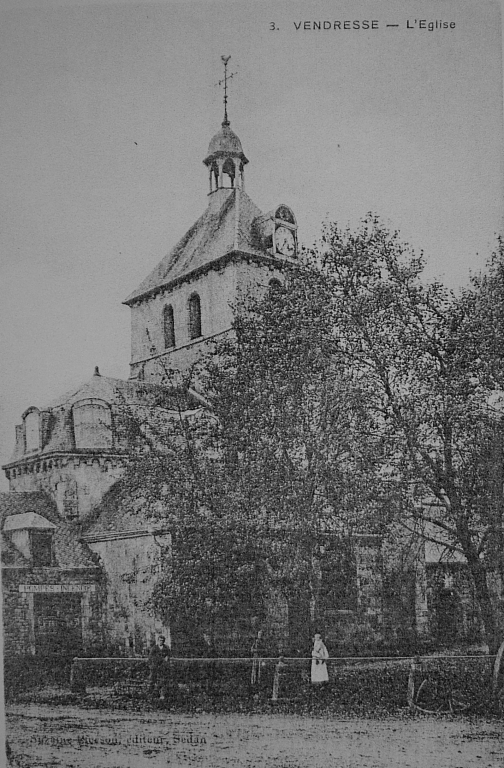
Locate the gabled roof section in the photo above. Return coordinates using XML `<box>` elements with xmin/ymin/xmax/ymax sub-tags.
<box><xmin>4</xmin><ymin>512</ymin><xmax>56</xmax><ymax>532</ymax></box>
<box><xmin>83</xmin><ymin>480</ymin><xmax>156</xmax><ymax>538</ymax></box>
<box><xmin>124</xmin><ymin>188</ymin><xmax>266</xmax><ymax>305</ymax></box>
<box><xmin>0</xmin><ymin>492</ymin><xmax>98</xmax><ymax>568</ymax></box>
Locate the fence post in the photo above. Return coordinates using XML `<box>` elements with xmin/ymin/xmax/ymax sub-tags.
<box><xmin>407</xmin><ymin>656</ymin><xmax>419</xmax><ymax>712</ymax></box>
<box><xmin>70</xmin><ymin>659</ymin><xmax>87</xmax><ymax>694</ymax></box>
<box><xmin>492</xmin><ymin>639</ymin><xmax>504</xmax><ymax>692</ymax></box>
<box><xmin>271</xmin><ymin>656</ymin><xmax>287</xmax><ymax>701</ymax></box>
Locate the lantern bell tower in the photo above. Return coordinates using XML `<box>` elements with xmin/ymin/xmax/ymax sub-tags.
<box><xmin>203</xmin><ymin>55</ymin><xmax>248</xmax><ymax>193</ymax></box>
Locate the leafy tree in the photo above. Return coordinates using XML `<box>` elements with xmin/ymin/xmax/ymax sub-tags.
<box><xmin>110</xmin><ymin>387</ymin><xmax>269</xmax><ymax>650</ymax></box>
<box><xmin>199</xmin><ymin>262</ymin><xmax>393</xmax><ymax>646</ymax></box>
<box><xmin>319</xmin><ymin>215</ymin><xmax>504</xmax><ymax>650</ymax></box>
<box><xmin>116</xmin><ymin>262</ymin><xmax>386</xmax><ymax>651</ymax></box>
<box><xmin>455</xmin><ymin>238</ymin><xmax>504</xmax><ymax>392</ymax></box>
<box><xmin>115</xmin><ymin>214</ymin><xmax>504</xmax><ymax>652</ymax></box>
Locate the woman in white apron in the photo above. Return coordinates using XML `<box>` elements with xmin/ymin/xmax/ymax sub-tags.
<box><xmin>311</xmin><ymin>633</ymin><xmax>329</xmax><ymax>684</ymax></box>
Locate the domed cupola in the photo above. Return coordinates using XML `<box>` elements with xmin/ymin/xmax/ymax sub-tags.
<box><xmin>203</xmin><ymin>122</ymin><xmax>248</xmax><ymax>193</ymax></box>
<box><xmin>203</xmin><ymin>56</ymin><xmax>248</xmax><ymax>193</ymax></box>
<box><xmin>206</xmin><ymin>123</ymin><xmax>247</xmax><ymax>159</ymax></box>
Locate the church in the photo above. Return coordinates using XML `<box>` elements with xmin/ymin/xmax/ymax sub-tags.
<box><xmin>1</xmin><ymin>70</ymin><xmax>481</xmax><ymax>660</ymax></box>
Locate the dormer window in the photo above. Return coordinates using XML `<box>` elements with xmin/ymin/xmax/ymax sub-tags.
<box><xmin>188</xmin><ymin>293</ymin><xmax>202</xmax><ymax>339</ymax></box>
<box><xmin>72</xmin><ymin>399</ymin><xmax>112</xmax><ymax>450</ymax></box>
<box><xmin>3</xmin><ymin>511</ymin><xmax>56</xmax><ymax>565</ymax></box>
<box><xmin>163</xmin><ymin>305</ymin><xmax>175</xmax><ymax>348</ymax></box>
<box><xmin>23</xmin><ymin>408</ymin><xmax>40</xmax><ymax>452</ymax></box>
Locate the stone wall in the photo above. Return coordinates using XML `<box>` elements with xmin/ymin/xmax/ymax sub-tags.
<box><xmin>2</xmin><ymin>566</ymin><xmax>104</xmax><ymax>657</ymax></box>
<box><xmin>8</xmin><ymin>456</ymin><xmax>125</xmax><ymax>520</ymax></box>
<box><xmin>128</xmin><ymin>257</ymin><xmax>286</xmax><ymax>383</ymax></box>
<box><xmin>87</xmin><ymin>532</ymin><xmax>170</xmax><ymax>654</ymax></box>
<box><xmin>129</xmin><ymin>264</ymin><xmax>237</xmax><ymax>381</ymax></box>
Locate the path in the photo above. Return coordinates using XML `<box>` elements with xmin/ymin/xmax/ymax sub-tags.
<box><xmin>6</xmin><ymin>704</ymin><xmax>504</xmax><ymax>767</ymax></box>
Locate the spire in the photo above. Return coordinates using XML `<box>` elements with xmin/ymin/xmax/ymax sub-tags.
<box><xmin>219</xmin><ymin>55</ymin><xmax>233</xmax><ymax>126</ymax></box>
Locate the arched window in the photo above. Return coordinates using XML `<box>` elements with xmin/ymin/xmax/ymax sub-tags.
<box><xmin>24</xmin><ymin>409</ymin><xmax>40</xmax><ymax>452</ymax></box>
<box><xmin>188</xmin><ymin>293</ymin><xmax>202</xmax><ymax>340</ymax></box>
<box><xmin>222</xmin><ymin>158</ymin><xmax>236</xmax><ymax>187</ymax></box>
<box><xmin>275</xmin><ymin>205</ymin><xmax>296</xmax><ymax>225</ymax></box>
<box><xmin>72</xmin><ymin>399</ymin><xmax>112</xmax><ymax>450</ymax></box>
<box><xmin>163</xmin><ymin>305</ymin><xmax>175</xmax><ymax>348</ymax></box>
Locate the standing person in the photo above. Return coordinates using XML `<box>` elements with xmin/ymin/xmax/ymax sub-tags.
<box><xmin>148</xmin><ymin>635</ymin><xmax>171</xmax><ymax>700</ymax></box>
<box><xmin>311</xmin><ymin>633</ymin><xmax>329</xmax><ymax>685</ymax></box>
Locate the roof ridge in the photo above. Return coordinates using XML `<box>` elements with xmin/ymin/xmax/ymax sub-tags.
<box><xmin>124</xmin><ymin>189</ymin><xmax>267</xmax><ymax>305</ymax></box>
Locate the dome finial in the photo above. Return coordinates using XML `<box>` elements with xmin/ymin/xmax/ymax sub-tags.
<box><xmin>219</xmin><ymin>55</ymin><xmax>234</xmax><ymax>126</ymax></box>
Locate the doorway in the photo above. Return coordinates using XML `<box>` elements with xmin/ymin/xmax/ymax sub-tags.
<box><xmin>33</xmin><ymin>593</ymin><xmax>83</xmax><ymax>657</ymax></box>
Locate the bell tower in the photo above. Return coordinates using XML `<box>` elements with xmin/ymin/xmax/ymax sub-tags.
<box><xmin>124</xmin><ymin>58</ymin><xmax>297</xmax><ymax>383</ymax></box>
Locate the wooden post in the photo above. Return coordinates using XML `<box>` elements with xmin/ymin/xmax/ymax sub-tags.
<box><xmin>271</xmin><ymin>657</ymin><xmax>286</xmax><ymax>701</ymax></box>
<box><xmin>70</xmin><ymin>659</ymin><xmax>86</xmax><ymax>694</ymax></box>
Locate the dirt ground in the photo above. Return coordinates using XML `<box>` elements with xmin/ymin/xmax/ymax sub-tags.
<box><xmin>6</xmin><ymin>703</ymin><xmax>504</xmax><ymax>768</ymax></box>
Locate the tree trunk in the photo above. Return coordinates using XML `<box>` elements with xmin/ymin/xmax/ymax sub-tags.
<box><xmin>453</xmin><ymin>497</ymin><xmax>501</xmax><ymax>653</ymax></box>
<box><xmin>467</xmin><ymin>557</ymin><xmax>500</xmax><ymax>653</ymax></box>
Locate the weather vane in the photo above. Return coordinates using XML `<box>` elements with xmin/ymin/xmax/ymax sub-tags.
<box><xmin>217</xmin><ymin>55</ymin><xmax>237</xmax><ymax>126</ymax></box>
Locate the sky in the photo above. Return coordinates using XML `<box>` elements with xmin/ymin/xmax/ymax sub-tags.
<box><xmin>0</xmin><ymin>0</ymin><xmax>503</xmax><ymax>487</ymax></box>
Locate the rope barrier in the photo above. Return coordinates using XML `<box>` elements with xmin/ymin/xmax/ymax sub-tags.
<box><xmin>71</xmin><ymin>654</ymin><xmax>496</xmax><ymax>663</ymax></box>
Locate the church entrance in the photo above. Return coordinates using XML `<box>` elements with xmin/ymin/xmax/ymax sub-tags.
<box><xmin>33</xmin><ymin>593</ymin><xmax>83</xmax><ymax>657</ymax></box>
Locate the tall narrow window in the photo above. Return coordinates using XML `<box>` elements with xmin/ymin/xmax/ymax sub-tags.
<box><xmin>188</xmin><ymin>293</ymin><xmax>202</xmax><ymax>340</ymax></box>
<box><xmin>163</xmin><ymin>305</ymin><xmax>175</xmax><ymax>348</ymax></box>
<box><xmin>24</xmin><ymin>409</ymin><xmax>40</xmax><ymax>452</ymax></box>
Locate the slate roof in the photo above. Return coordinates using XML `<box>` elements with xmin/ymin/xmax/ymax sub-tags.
<box><xmin>0</xmin><ymin>492</ymin><xmax>98</xmax><ymax>569</ymax></box>
<box><xmin>83</xmin><ymin>481</ymin><xmax>156</xmax><ymax>538</ymax></box>
<box><xmin>44</xmin><ymin>372</ymin><xmax>187</xmax><ymax>410</ymax></box>
<box><xmin>124</xmin><ymin>188</ymin><xmax>266</xmax><ymax>305</ymax></box>
<box><xmin>5</xmin><ymin>373</ymin><xmax>197</xmax><ymax>465</ymax></box>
